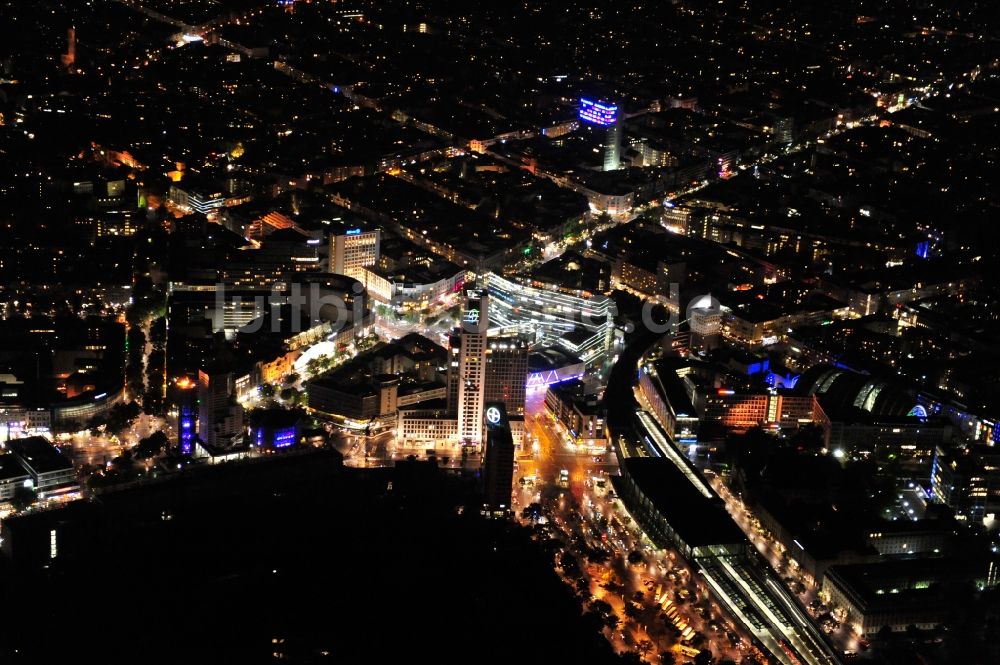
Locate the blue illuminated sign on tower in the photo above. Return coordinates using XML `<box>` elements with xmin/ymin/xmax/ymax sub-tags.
<box><xmin>179</xmin><ymin>406</ymin><xmax>195</xmax><ymax>455</ymax></box>
<box><xmin>579</xmin><ymin>98</ymin><xmax>619</xmax><ymax>127</ymax></box>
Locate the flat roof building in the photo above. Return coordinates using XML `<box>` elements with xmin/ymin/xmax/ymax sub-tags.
<box><xmin>0</xmin><ymin>454</ymin><xmax>32</xmax><ymax>503</ymax></box>
<box><xmin>6</xmin><ymin>437</ymin><xmax>77</xmax><ymax>498</ymax></box>
<box><xmin>614</xmin><ymin>457</ymin><xmax>747</xmax><ymax>560</ymax></box>
<box><xmin>822</xmin><ymin>557</ymin><xmax>989</xmax><ymax>636</ymax></box>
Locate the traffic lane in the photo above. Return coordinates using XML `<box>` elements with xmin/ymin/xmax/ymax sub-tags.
<box><xmin>535</xmin><ymin>477</ymin><xmax>745</xmax><ymax>662</ymax></box>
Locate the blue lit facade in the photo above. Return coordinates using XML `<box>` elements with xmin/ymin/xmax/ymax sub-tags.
<box><xmin>249</xmin><ymin>424</ymin><xmax>300</xmax><ymax>449</ymax></box>
<box><xmin>579</xmin><ymin>98</ymin><xmax>619</xmax><ymax>126</ymax></box>
<box><xmin>765</xmin><ymin>371</ymin><xmax>800</xmax><ymax>389</ymax></box>
<box><xmin>248</xmin><ymin>410</ymin><xmax>302</xmax><ymax>451</ymax></box>
<box><xmin>579</xmin><ymin>98</ymin><xmax>623</xmax><ymax>171</ymax></box>
<box><xmin>273</xmin><ymin>426</ymin><xmax>297</xmax><ymax>448</ymax></box>
<box><xmin>175</xmin><ymin>380</ymin><xmax>198</xmax><ymax>455</ymax></box>
<box><xmin>179</xmin><ymin>405</ymin><xmax>195</xmax><ymax>455</ymax></box>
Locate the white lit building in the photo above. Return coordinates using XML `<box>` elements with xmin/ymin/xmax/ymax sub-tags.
<box><xmin>330</xmin><ymin>226</ymin><xmax>380</xmax><ymax>279</ymax></box>
<box><xmin>485</xmin><ymin>272</ymin><xmax>615</xmax><ymax>365</ymax></box>
<box><xmin>456</xmin><ymin>293</ymin><xmax>489</xmax><ymax>446</ymax></box>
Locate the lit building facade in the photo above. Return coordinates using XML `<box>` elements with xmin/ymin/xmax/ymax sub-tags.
<box><xmin>579</xmin><ymin>98</ymin><xmax>623</xmax><ymax>171</ymax></box>
<box><xmin>485</xmin><ymin>272</ymin><xmax>615</xmax><ymax>366</ymax></box>
<box><xmin>197</xmin><ymin>368</ymin><xmax>244</xmax><ymax>449</ymax></box>
<box><xmin>396</xmin><ymin>407</ymin><xmax>458</xmax><ymax>447</ymax></box>
<box><xmin>931</xmin><ymin>445</ymin><xmax>1000</xmax><ymax>523</ymax></box>
<box><xmin>455</xmin><ymin>293</ymin><xmax>489</xmax><ymax>446</ymax></box>
<box><xmin>248</xmin><ymin>409</ymin><xmax>302</xmax><ymax>450</ymax></box>
<box><xmin>330</xmin><ymin>227</ymin><xmax>380</xmax><ymax>280</ymax></box>
<box><xmin>702</xmin><ymin>391</ymin><xmax>824</xmax><ymax>431</ymax></box>
<box><xmin>688</xmin><ymin>302</ymin><xmax>722</xmax><ymax>352</ymax></box>
<box><xmin>174</xmin><ymin>376</ymin><xmax>198</xmax><ymax>455</ymax></box>
<box><xmin>6</xmin><ymin>437</ymin><xmax>77</xmax><ymax>498</ymax></box>
<box><xmin>50</xmin><ymin>387</ymin><xmax>124</xmax><ymax>428</ymax></box>
<box><xmin>168</xmin><ymin>185</ymin><xmax>226</xmax><ymax>215</ymax></box>
<box><xmin>484</xmin><ymin>336</ymin><xmax>530</xmax><ymax>417</ymax></box>
<box><xmin>638</xmin><ymin>362</ymin><xmax>699</xmax><ymax>444</ymax></box>
<box><xmin>545</xmin><ymin>380</ymin><xmax>607</xmax><ymax>448</ymax></box>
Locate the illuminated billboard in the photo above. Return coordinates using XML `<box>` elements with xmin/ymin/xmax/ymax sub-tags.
<box><xmin>579</xmin><ymin>98</ymin><xmax>618</xmax><ymax>126</ymax></box>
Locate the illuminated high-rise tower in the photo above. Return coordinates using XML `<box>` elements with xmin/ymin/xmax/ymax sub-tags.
<box><xmin>579</xmin><ymin>98</ymin><xmax>623</xmax><ymax>171</ymax></box>
<box><xmin>61</xmin><ymin>26</ymin><xmax>76</xmax><ymax>71</ymax></box>
<box><xmin>452</xmin><ymin>291</ymin><xmax>489</xmax><ymax>447</ymax></box>
<box><xmin>173</xmin><ymin>376</ymin><xmax>197</xmax><ymax>455</ymax></box>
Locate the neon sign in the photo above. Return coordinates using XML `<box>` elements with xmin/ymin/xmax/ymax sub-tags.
<box><xmin>346</xmin><ymin>228</ymin><xmax>362</xmax><ymax>236</ymax></box>
<box><xmin>579</xmin><ymin>98</ymin><xmax>618</xmax><ymax>126</ymax></box>
<box><xmin>525</xmin><ymin>370</ymin><xmax>583</xmax><ymax>389</ymax></box>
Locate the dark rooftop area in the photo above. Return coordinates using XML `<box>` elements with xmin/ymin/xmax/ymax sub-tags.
<box><xmin>621</xmin><ymin>457</ymin><xmax>747</xmax><ymax>549</ymax></box>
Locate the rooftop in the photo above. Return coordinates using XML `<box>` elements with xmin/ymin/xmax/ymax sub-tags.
<box><xmin>6</xmin><ymin>437</ymin><xmax>74</xmax><ymax>475</ymax></box>
<box><xmin>0</xmin><ymin>454</ymin><xmax>31</xmax><ymax>482</ymax></box>
<box><xmin>621</xmin><ymin>457</ymin><xmax>746</xmax><ymax>550</ymax></box>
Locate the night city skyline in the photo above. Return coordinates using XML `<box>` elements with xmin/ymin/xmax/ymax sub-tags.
<box><xmin>1</xmin><ymin>1</ymin><xmax>1000</xmax><ymax>663</ymax></box>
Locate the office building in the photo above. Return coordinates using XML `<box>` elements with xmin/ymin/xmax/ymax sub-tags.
<box><xmin>396</xmin><ymin>405</ymin><xmax>459</xmax><ymax>448</ymax></box>
<box><xmin>486</xmin><ymin>272</ymin><xmax>615</xmax><ymax>366</ymax></box>
<box><xmin>863</xmin><ymin>520</ymin><xmax>953</xmax><ymax>557</ymax></box>
<box><xmin>453</xmin><ymin>292</ymin><xmax>489</xmax><ymax>447</ymax></box>
<box><xmin>197</xmin><ymin>367</ymin><xmax>244</xmax><ymax>450</ymax></box>
<box><xmin>168</xmin><ymin>185</ymin><xmax>227</xmax><ymax>215</ymax></box>
<box><xmin>544</xmin><ymin>379</ymin><xmax>607</xmax><ymax>448</ymax></box>
<box><xmin>931</xmin><ymin>445</ymin><xmax>1000</xmax><ymax>523</ymax></box>
<box><xmin>330</xmin><ymin>226</ymin><xmax>381</xmax><ymax>279</ymax></box>
<box><xmin>248</xmin><ymin>409</ymin><xmax>302</xmax><ymax>450</ymax></box>
<box><xmin>822</xmin><ymin>558</ymin><xmax>990</xmax><ymax>636</ymax></box>
<box><xmin>6</xmin><ymin>437</ymin><xmax>77</xmax><ymax>498</ymax></box>
<box><xmin>702</xmin><ymin>391</ymin><xmax>824</xmax><ymax>431</ymax></box>
<box><xmin>484</xmin><ymin>335</ymin><xmax>530</xmax><ymax>416</ymax></box>
<box><xmin>688</xmin><ymin>295</ymin><xmax>722</xmax><ymax>352</ymax></box>
<box><xmin>637</xmin><ymin>361</ymin><xmax>701</xmax><ymax>444</ymax></box>
<box><xmin>579</xmin><ymin>98</ymin><xmax>623</xmax><ymax>171</ymax></box>
<box><xmin>482</xmin><ymin>402</ymin><xmax>515</xmax><ymax>517</ymax></box>
<box><xmin>308</xmin><ymin>374</ymin><xmax>399</xmax><ymax>423</ymax></box>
